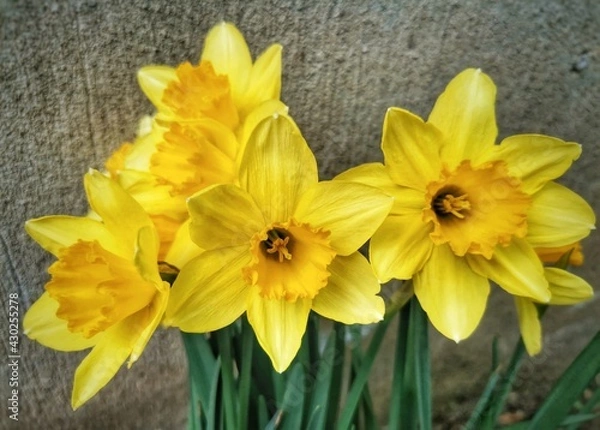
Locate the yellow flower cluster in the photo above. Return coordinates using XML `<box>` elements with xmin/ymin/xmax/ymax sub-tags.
<box><xmin>24</xmin><ymin>23</ymin><xmax>595</xmax><ymax>409</ymax></box>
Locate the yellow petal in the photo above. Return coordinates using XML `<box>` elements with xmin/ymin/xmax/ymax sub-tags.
<box><xmin>467</xmin><ymin>238</ymin><xmax>550</xmax><ymax>302</ymax></box>
<box><xmin>25</xmin><ymin>216</ymin><xmax>118</xmax><ymax>257</ymax></box>
<box><xmin>515</xmin><ymin>297</ymin><xmax>542</xmax><ymax>356</ymax></box>
<box><xmin>114</xmin><ymin>170</ymin><xmax>186</xmax><ymax>221</ymax></box>
<box><xmin>487</xmin><ymin>134</ymin><xmax>581</xmax><ymax>194</ymax></box>
<box><xmin>247</xmin><ymin>292</ymin><xmax>312</xmax><ymax>373</ymax></box>
<box><xmin>527</xmin><ymin>182</ymin><xmax>596</xmax><ymax>248</ymax></box>
<box><xmin>312</xmin><ymin>253</ymin><xmax>384</xmax><ymax>324</ymax></box>
<box><xmin>293</xmin><ymin>181</ymin><xmax>393</xmax><ymax>256</ymax></box>
<box><xmin>123</xmin><ymin>121</ymin><xmax>166</xmax><ymax>171</ymax></box>
<box><xmin>23</xmin><ymin>292</ymin><xmax>99</xmax><ymax>352</ymax></box>
<box><xmin>150</xmin><ymin>120</ymin><xmax>238</xmax><ymax>197</ymax></box>
<box><xmin>164</xmin><ymin>246</ymin><xmax>251</xmax><ymax>331</ymax></box>
<box><xmin>238</xmin><ymin>99</ymin><xmax>289</xmax><ymax>164</ymax></box>
<box><xmin>382</xmin><ymin>107</ymin><xmax>443</xmax><ymax>189</ymax></box>
<box><xmin>241</xmin><ymin>44</ymin><xmax>283</xmax><ymax>115</ymax></box>
<box><xmin>429</xmin><ymin>69</ymin><xmax>498</xmax><ymax>167</ymax></box>
<box><xmin>201</xmin><ymin>22</ymin><xmax>252</xmax><ymax>106</ymax></box>
<box><xmin>370</xmin><ymin>214</ymin><xmax>434</xmax><ymax>282</ymax></box>
<box><xmin>71</xmin><ymin>317</ymin><xmax>139</xmax><ymax>410</ymax></box>
<box><xmin>334</xmin><ymin>162</ymin><xmax>426</xmax><ymax>215</ymax></box>
<box><xmin>137</xmin><ymin>66</ymin><xmax>178</xmax><ymax>113</ymax></box>
<box><xmin>187</xmin><ymin>184</ymin><xmax>265</xmax><ymax>250</ymax></box>
<box><xmin>544</xmin><ymin>267</ymin><xmax>594</xmax><ymax>305</ymax></box>
<box><xmin>84</xmin><ymin>170</ymin><xmax>153</xmax><ymax>258</ymax></box>
<box><xmin>414</xmin><ymin>244</ymin><xmax>490</xmax><ymax>342</ymax></box>
<box><xmin>133</xmin><ymin>225</ymin><xmax>162</xmax><ymax>285</ymax></box>
<box><xmin>164</xmin><ymin>219</ymin><xmax>204</xmax><ymax>269</ymax></box>
<box><xmin>128</xmin><ymin>288</ymin><xmax>169</xmax><ymax>365</ymax></box>
<box><xmin>239</xmin><ymin>114</ymin><xmax>318</xmax><ymax>223</ymax></box>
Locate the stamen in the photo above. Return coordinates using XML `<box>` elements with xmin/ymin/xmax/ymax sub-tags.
<box><xmin>434</xmin><ymin>193</ymin><xmax>471</xmax><ymax>219</ymax></box>
<box><xmin>264</xmin><ymin>230</ymin><xmax>293</xmax><ymax>262</ymax></box>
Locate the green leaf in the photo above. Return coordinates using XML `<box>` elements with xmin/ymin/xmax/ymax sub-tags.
<box><xmin>205</xmin><ymin>357</ymin><xmax>222</xmax><ymax>430</ymax></box>
<box><xmin>349</xmin><ymin>327</ymin><xmax>379</xmax><ymax>430</ymax></box>
<box><xmin>502</xmin><ymin>413</ymin><xmax>599</xmax><ymax>429</ymax></box>
<box><xmin>408</xmin><ymin>298</ymin><xmax>432</xmax><ymax>428</ymax></box>
<box><xmin>337</xmin><ymin>316</ymin><xmax>393</xmax><ymax>430</ymax></box>
<box><xmin>463</xmin><ymin>370</ymin><xmax>501</xmax><ymax>430</ymax></box>
<box><xmin>306</xmin><ymin>327</ymin><xmax>339</xmax><ymax>429</ymax></box>
<box><xmin>476</xmin><ymin>338</ymin><xmax>527</xmax><ymax>429</ymax></box>
<box><xmin>561</xmin><ymin>413</ymin><xmax>600</xmax><ymax>426</ymax></box>
<box><xmin>182</xmin><ymin>332</ymin><xmax>218</xmax><ymax>429</ymax></box>
<box><xmin>216</xmin><ymin>327</ymin><xmax>238</xmax><ymax>430</ymax></box>
<box><xmin>528</xmin><ymin>331</ymin><xmax>600</xmax><ymax>429</ymax></box>
<box><xmin>257</xmin><ymin>395</ymin><xmax>270</xmax><ymax>428</ymax></box>
<box><xmin>267</xmin><ymin>363</ymin><xmax>306</xmax><ymax>430</ymax></box>
<box><xmin>251</xmin><ymin>337</ymin><xmax>278</xmax><ymax>405</ymax></box>
<box><xmin>388</xmin><ymin>310</ymin><xmax>408</xmax><ymax>430</ymax></box>
<box><xmin>238</xmin><ymin>317</ymin><xmax>254</xmax><ymax>430</ymax></box>
<box><xmin>390</xmin><ymin>297</ymin><xmax>431</xmax><ymax>430</ymax></box>
<box><xmin>325</xmin><ymin>323</ymin><xmax>346</xmax><ymax>428</ymax></box>
<box><xmin>565</xmin><ymin>387</ymin><xmax>600</xmax><ymax>430</ymax></box>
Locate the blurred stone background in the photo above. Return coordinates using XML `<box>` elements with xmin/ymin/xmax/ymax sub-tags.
<box><xmin>1</xmin><ymin>0</ymin><xmax>598</xmax><ymax>428</ymax></box>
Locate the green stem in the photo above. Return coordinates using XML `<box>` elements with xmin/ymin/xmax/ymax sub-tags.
<box><xmin>337</xmin><ymin>316</ymin><xmax>393</xmax><ymax>430</ymax></box>
<box><xmin>325</xmin><ymin>323</ymin><xmax>346</xmax><ymax>429</ymax></box>
<box><xmin>181</xmin><ymin>332</ymin><xmax>218</xmax><ymax>429</ymax></box>
<box><xmin>388</xmin><ymin>307</ymin><xmax>410</xmax><ymax>429</ymax></box>
<box><xmin>238</xmin><ymin>318</ymin><xmax>254</xmax><ymax>430</ymax></box>
<box><xmin>216</xmin><ymin>327</ymin><xmax>238</xmax><ymax>430</ymax></box>
<box><xmin>387</xmin><ymin>297</ymin><xmax>431</xmax><ymax>430</ymax></box>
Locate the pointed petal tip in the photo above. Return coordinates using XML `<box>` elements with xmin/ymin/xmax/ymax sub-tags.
<box><xmin>273</xmin><ymin>361</ymin><xmax>287</xmax><ymax>374</ymax></box>
<box><xmin>372</xmin><ymin>311</ymin><xmax>385</xmax><ymax>323</ymax></box>
<box><xmin>527</xmin><ymin>344</ymin><xmax>542</xmax><ymax>356</ymax></box>
<box><xmin>539</xmin><ymin>290</ymin><xmax>552</xmax><ymax>304</ymax></box>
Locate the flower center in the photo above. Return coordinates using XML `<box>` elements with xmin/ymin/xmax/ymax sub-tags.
<box><xmin>432</xmin><ymin>187</ymin><xmax>471</xmax><ymax>219</ymax></box>
<box><xmin>244</xmin><ymin>220</ymin><xmax>336</xmax><ymax>302</ymax></box>
<box><xmin>262</xmin><ymin>228</ymin><xmax>293</xmax><ymax>262</ymax></box>
<box><xmin>423</xmin><ymin>160</ymin><xmax>531</xmax><ymax>258</ymax></box>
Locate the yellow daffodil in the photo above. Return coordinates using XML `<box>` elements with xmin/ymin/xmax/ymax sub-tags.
<box><xmin>164</xmin><ymin>114</ymin><xmax>393</xmax><ymax>372</ymax></box>
<box><xmin>23</xmin><ymin>170</ymin><xmax>169</xmax><ymax>409</ymax></box>
<box><xmin>137</xmin><ymin>22</ymin><xmax>283</xmax><ymax>126</ymax></box>
<box><xmin>337</xmin><ymin>68</ymin><xmax>595</xmax><ymax>343</ymax></box>
<box><xmin>106</xmin><ymin>23</ymin><xmax>287</xmax><ymax>266</ymax></box>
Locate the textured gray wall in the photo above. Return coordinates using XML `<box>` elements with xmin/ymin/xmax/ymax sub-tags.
<box><xmin>1</xmin><ymin>0</ymin><xmax>598</xmax><ymax>428</ymax></box>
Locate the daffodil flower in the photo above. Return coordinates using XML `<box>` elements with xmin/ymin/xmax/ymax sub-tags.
<box><xmin>164</xmin><ymin>114</ymin><xmax>393</xmax><ymax>372</ymax></box>
<box><xmin>23</xmin><ymin>170</ymin><xmax>169</xmax><ymax>409</ymax></box>
<box><xmin>337</xmin><ymin>68</ymin><xmax>595</xmax><ymax>343</ymax></box>
<box><xmin>138</xmin><ymin>21</ymin><xmax>283</xmax><ymax>125</ymax></box>
<box><xmin>107</xmin><ymin>23</ymin><xmax>287</xmax><ymax>266</ymax></box>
